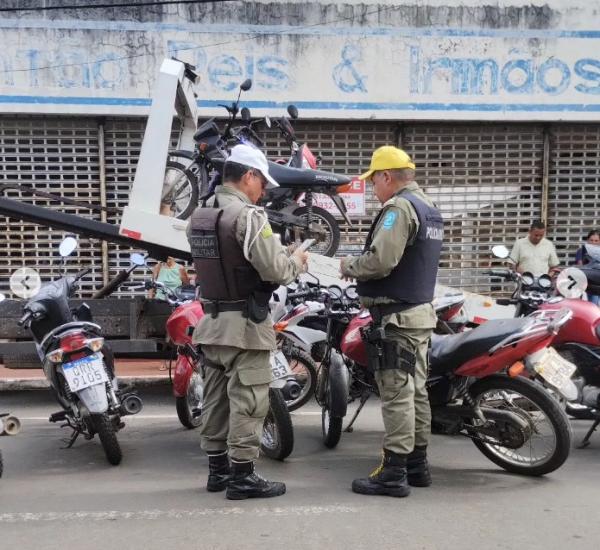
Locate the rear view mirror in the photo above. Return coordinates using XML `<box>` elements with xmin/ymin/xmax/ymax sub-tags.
<box><xmin>130</xmin><ymin>253</ymin><xmax>146</xmax><ymax>266</ymax></box>
<box><xmin>240</xmin><ymin>78</ymin><xmax>252</xmax><ymax>91</ymax></box>
<box><xmin>491</xmin><ymin>245</ymin><xmax>509</xmax><ymax>259</ymax></box>
<box><xmin>287</xmin><ymin>104</ymin><xmax>299</xmax><ymax>119</ymax></box>
<box><xmin>0</xmin><ymin>293</ymin><xmax>5</xmax><ymax>303</ymax></box>
<box><xmin>58</xmin><ymin>236</ymin><xmax>78</xmax><ymax>257</ymax></box>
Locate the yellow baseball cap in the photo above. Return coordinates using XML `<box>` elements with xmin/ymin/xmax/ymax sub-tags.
<box><xmin>359</xmin><ymin>146</ymin><xmax>416</xmax><ymax>181</ymax></box>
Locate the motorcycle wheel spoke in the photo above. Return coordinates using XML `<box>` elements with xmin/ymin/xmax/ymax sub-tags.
<box><xmin>476</xmin><ymin>390</ymin><xmax>557</xmax><ymax>467</ymax></box>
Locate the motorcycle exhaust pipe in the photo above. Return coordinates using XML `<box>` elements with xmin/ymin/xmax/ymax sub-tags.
<box><xmin>120</xmin><ymin>394</ymin><xmax>143</xmax><ymax>416</ymax></box>
<box><xmin>1</xmin><ymin>415</ymin><xmax>21</xmax><ymax>436</ymax></box>
<box><xmin>281</xmin><ymin>380</ymin><xmax>302</xmax><ymax>401</ymax></box>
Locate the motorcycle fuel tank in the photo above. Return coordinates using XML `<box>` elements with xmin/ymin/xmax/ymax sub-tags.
<box><xmin>166</xmin><ymin>302</ymin><xmax>204</xmax><ymax>346</ymax></box>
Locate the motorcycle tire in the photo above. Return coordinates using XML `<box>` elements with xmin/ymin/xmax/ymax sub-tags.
<box><xmin>292</xmin><ymin>205</ymin><xmax>341</xmax><ymax>257</ymax></box>
<box><xmin>320</xmin><ymin>366</ymin><xmax>344</xmax><ymax>449</ymax></box>
<box><xmin>176</xmin><ymin>372</ymin><xmax>203</xmax><ymax>429</ymax></box>
<box><xmin>91</xmin><ymin>413</ymin><xmax>123</xmax><ymax>466</ymax></box>
<box><xmin>161</xmin><ymin>157</ymin><xmax>208</xmax><ymax>220</ymax></box>
<box><xmin>282</xmin><ymin>348</ymin><xmax>318</xmax><ymax>412</ymax></box>
<box><xmin>468</xmin><ymin>375</ymin><xmax>571</xmax><ymax>476</ymax></box>
<box><xmin>261</xmin><ymin>388</ymin><xmax>294</xmax><ymax>461</ymax></box>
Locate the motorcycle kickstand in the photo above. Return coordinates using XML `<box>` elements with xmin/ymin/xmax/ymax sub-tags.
<box><xmin>60</xmin><ymin>426</ymin><xmax>81</xmax><ymax>449</ymax></box>
<box><xmin>344</xmin><ymin>392</ymin><xmax>371</xmax><ymax>433</ymax></box>
<box><xmin>578</xmin><ymin>418</ymin><xmax>600</xmax><ymax>449</ymax></box>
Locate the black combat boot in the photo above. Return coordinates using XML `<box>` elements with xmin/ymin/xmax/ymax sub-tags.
<box><xmin>407</xmin><ymin>445</ymin><xmax>432</xmax><ymax>487</ymax></box>
<box><xmin>226</xmin><ymin>460</ymin><xmax>286</xmax><ymax>500</ymax></box>
<box><xmin>206</xmin><ymin>451</ymin><xmax>230</xmax><ymax>492</ymax></box>
<box><xmin>351</xmin><ymin>449</ymin><xmax>410</xmax><ymax>497</ymax></box>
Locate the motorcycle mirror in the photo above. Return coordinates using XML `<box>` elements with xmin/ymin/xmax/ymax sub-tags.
<box><xmin>0</xmin><ymin>293</ymin><xmax>5</xmax><ymax>303</ymax></box>
<box><xmin>281</xmin><ymin>117</ymin><xmax>295</xmax><ymax>137</ymax></box>
<box><xmin>491</xmin><ymin>245</ymin><xmax>510</xmax><ymax>259</ymax></box>
<box><xmin>264</xmin><ymin>116</ymin><xmax>272</xmax><ymax>128</ymax></box>
<box><xmin>241</xmin><ymin>107</ymin><xmax>251</xmax><ymax>122</ymax></box>
<box><xmin>58</xmin><ymin>236</ymin><xmax>78</xmax><ymax>258</ymax></box>
<box><xmin>556</xmin><ymin>268</ymin><xmax>588</xmax><ymax>299</ymax></box>
<box><xmin>130</xmin><ymin>253</ymin><xmax>146</xmax><ymax>266</ymax></box>
<box><xmin>240</xmin><ymin>78</ymin><xmax>252</xmax><ymax>92</ymax></box>
<box><xmin>287</xmin><ymin>104</ymin><xmax>299</xmax><ymax>119</ymax></box>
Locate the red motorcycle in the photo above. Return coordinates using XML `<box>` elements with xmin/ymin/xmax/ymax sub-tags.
<box><xmin>482</xmin><ymin>264</ymin><xmax>600</xmax><ymax>446</ymax></box>
<box><xmin>148</xmin><ymin>280</ymin><xmax>297</xmax><ymax>460</ymax></box>
<box><xmin>316</xmin><ymin>285</ymin><xmax>574</xmax><ymax>476</ymax></box>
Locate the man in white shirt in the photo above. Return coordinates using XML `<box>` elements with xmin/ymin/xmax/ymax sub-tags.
<box><xmin>509</xmin><ymin>220</ymin><xmax>560</xmax><ymax>276</ymax></box>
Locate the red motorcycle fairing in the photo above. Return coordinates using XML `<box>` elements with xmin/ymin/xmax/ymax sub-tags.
<box><xmin>340</xmin><ymin>310</ymin><xmax>371</xmax><ymax>367</ymax></box>
<box><xmin>539</xmin><ymin>298</ymin><xmax>600</xmax><ymax>347</ymax></box>
<box><xmin>172</xmin><ymin>354</ymin><xmax>195</xmax><ymax>398</ymax></box>
<box><xmin>454</xmin><ymin>332</ymin><xmax>552</xmax><ymax>377</ymax></box>
<box><xmin>165</xmin><ymin>301</ymin><xmax>204</xmax><ymax>346</ymax></box>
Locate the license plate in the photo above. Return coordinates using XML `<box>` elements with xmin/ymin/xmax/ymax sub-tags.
<box><xmin>271</xmin><ymin>351</ymin><xmax>292</xmax><ymax>380</ymax></box>
<box><xmin>533</xmin><ymin>348</ymin><xmax>577</xmax><ymax>392</ymax></box>
<box><xmin>62</xmin><ymin>353</ymin><xmax>109</xmax><ymax>392</ymax></box>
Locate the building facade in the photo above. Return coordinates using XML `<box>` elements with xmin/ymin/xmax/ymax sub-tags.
<box><xmin>1</xmin><ymin>0</ymin><xmax>599</xmax><ymax>296</ymax></box>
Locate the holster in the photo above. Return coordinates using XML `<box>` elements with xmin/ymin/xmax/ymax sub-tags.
<box><xmin>361</xmin><ymin>324</ymin><xmax>416</xmax><ymax>376</ymax></box>
<box><xmin>245</xmin><ymin>289</ymin><xmax>272</xmax><ymax>323</ymax></box>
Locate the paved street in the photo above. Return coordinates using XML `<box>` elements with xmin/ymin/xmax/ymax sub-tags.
<box><xmin>1</xmin><ymin>386</ymin><xmax>599</xmax><ymax>550</ymax></box>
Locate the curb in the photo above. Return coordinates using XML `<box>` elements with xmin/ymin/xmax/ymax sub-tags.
<box><xmin>0</xmin><ymin>376</ymin><xmax>170</xmax><ymax>392</ymax></box>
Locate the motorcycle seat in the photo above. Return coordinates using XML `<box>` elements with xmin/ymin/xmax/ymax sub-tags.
<box><xmin>267</xmin><ymin>162</ymin><xmax>352</xmax><ymax>188</ymax></box>
<box><xmin>429</xmin><ymin>318</ymin><xmax>531</xmax><ymax>374</ymax></box>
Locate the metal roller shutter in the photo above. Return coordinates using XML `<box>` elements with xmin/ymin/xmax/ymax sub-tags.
<box><xmin>548</xmin><ymin>124</ymin><xmax>600</xmax><ymax>265</ymax></box>
<box><xmin>0</xmin><ymin>116</ymin><xmax>103</xmax><ymax>296</ymax></box>
<box><xmin>402</xmin><ymin>123</ymin><xmax>544</xmax><ymax>292</ymax></box>
<box><xmin>1</xmin><ymin>115</ymin><xmax>597</xmax><ymax>300</ymax></box>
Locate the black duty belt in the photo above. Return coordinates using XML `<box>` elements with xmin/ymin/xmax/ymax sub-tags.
<box><xmin>201</xmin><ymin>300</ymin><xmax>247</xmax><ymax>318</ymax></box>
<box><xmin>369</xmin><ymin>302</ymin><xmax>422</xmax><ymax>324</ymax></box>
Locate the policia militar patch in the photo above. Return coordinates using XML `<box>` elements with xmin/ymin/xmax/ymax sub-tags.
<box><xmin>190</xmin><ymin>233</ymin><xmax>220</xmax><ymax>258</ymax></box>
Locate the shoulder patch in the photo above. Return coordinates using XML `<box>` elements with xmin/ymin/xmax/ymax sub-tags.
<box><xmin>382</xmin><ymin>210</ymin><xmax>398</xmax><ymax>230</ymax></box>
<box><xmin>260</xmin><ymin>223</ymin><xmax>274</xmax><ymax>238</ymax></box>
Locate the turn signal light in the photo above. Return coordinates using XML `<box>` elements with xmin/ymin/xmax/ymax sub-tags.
<box><xmin>336</xmin><ymin>183</ymin><xmax>352</xmax><ymax>193</ymax></box>
<box><xmin>46</xmin><ymin>349</ymin><xmax>64</xmax><ymax>363</ymax></box>
<box><xmin>508</xmin><ymin>361</ymin><xmax>525</xmax><ymax>377</ymax></box>
<box><xmin>273</xmin><ymin>321</ymin><xmax>289</xmax><ymax>332</ymax></box>
<box><xmin>85</xmin><ymin>337</ymin><xmax>105</xmax><ymax>352</ymax></box>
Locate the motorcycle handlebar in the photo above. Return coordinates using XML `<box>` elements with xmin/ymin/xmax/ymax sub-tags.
<box><xmin>287</xmin><ymin>290</ymin><xmax>318</xmax><ymax>300</ymax></box>
<box><xmin>17</xmin><ymin>311</ymin><xmax>32</xmax><ymax>327</ymax></box>
<box><xmin>92</xmin><ymin>269</ymin><xmax>131</xmax><ymax>300</ymax></box>
<box><xmin>482</xmin><ymin>269</ymin><xmax>515</xmax><ymax>279</ymax></box>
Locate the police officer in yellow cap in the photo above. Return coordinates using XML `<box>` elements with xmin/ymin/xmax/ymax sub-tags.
<box><xmin>340</xmin><ymin>145</ymin><xmax>443</xmax><ymax>497</ymax></box>
<box><xmin>187</xmin><ymin>144</ymin><xmax>308</xmax><ymax>500</ymax></box>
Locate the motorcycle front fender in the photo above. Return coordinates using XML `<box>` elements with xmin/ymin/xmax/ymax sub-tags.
<box><xmin>327</xmin><ymin>351</ymin><xmax>349</xmax><ymax>418</ymax></box>
<box><xmin>280</xmin><ymin>326</ymin><xmax>326</xmax><ymax>350</ymax></box>
<box><xmin>77</xmin><ymin>383</ymin><xmax>109</xmax><ymax>415</ymax></box>
<box><xmin>173</xmin><ymin>354</ymin><xmax>194</xmax><ymax>398</ymax></box>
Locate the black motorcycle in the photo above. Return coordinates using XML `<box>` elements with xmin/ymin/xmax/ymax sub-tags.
<box><xmin>161</xmin><ymin>77</ymin><xmax>352</xmax><ymax>256</ymax></box>
<box><xmin>16</xmin><ymin>238</ymin><xmax>144</xmax><ymax>465</ymax></box>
